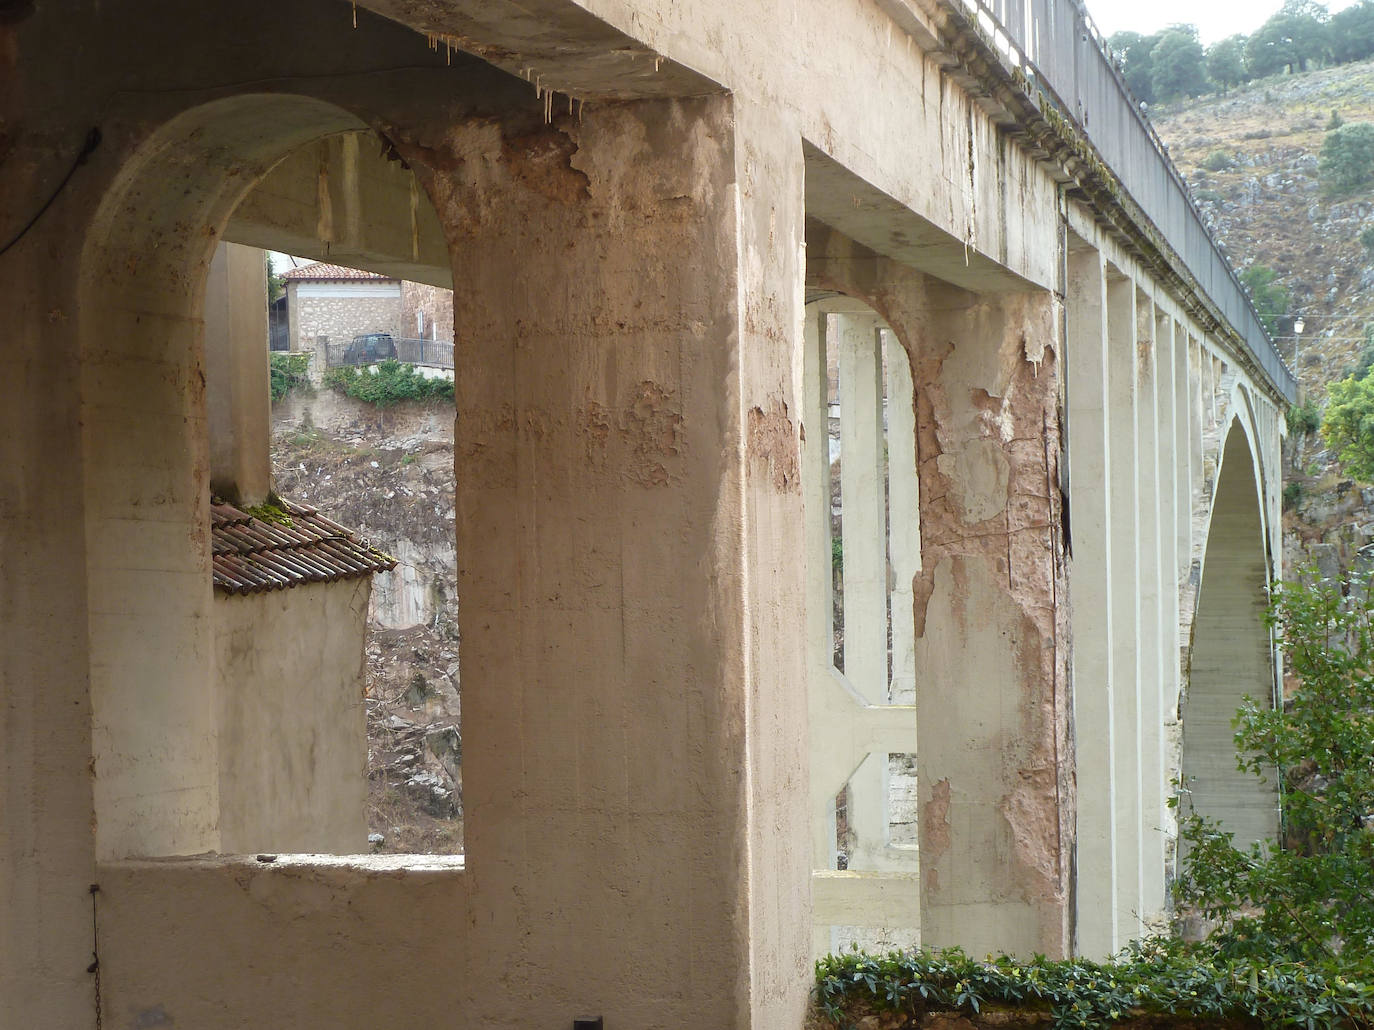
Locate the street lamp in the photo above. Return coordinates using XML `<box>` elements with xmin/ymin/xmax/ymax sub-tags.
<box><xmin>1293</xmin><ymin>316</ymin><xmax>1306</xmax><ymax>368</ymax></box>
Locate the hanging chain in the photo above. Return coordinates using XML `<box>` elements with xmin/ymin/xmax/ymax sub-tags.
<box><xmin>88</xmin><ymin>883</ymin><xmax>103</xmax><ymax>1030</ymax></box>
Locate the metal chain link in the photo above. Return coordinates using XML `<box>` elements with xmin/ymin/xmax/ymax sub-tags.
<box><xmin>89</xmin><ymin>884</ymin><xmax>102</xmax><ymax>1030</ymax></box>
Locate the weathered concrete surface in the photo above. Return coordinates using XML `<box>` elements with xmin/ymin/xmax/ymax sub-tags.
<box><xmin>205</xmin><ymin>241</ymin><xmax>272</xmax><ymax>506</ymax></box>
<box><xmin>402</xmin><ymin>90</ymin><xmax>810</xmax><ymax>1027</ymax></box>
<box><xmin>96</xmin><ymin>856</ymin><xmax>471</xmax><ymax>1028</ymax></box>
<box><xmin>226</xmin><ymin>131</ymin><xmax>452</xmax><ymax>288</ymax></box>
<box><xmin>809</xmin><ymin>225</ymin><xmax>1072</xmax><ymax>959</ymax></box>
<box><xmin>215</xmin><ymin>579</ymin><xmax>370</xmax><ymax>855</ymax></box>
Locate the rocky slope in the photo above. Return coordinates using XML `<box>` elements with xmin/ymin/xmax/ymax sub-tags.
<box><xmin>271</xmin><ymin>390</ymin><xmax>463</xmax><ymax>853</ymax></box>
<box><xmin>1152</xmin><ymin>59</ymin><xmax>1374</xmax><ymax>576</ymax></box>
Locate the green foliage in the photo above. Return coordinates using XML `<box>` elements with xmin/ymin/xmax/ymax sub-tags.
<box><xmin>1174</xmin><ymin>570</ymin><xmax>1374</xmax><ymax>966</ymax></box>
<box><xmin>1360</xmin><ymin>225</ymin><xmax>1374</xmax><ymax>256</ymax></box>
<box><xmin>1240</xmin><ymin>264</ymin><xmax>1291</xmax><ymax>335</ymax></box>
<box><xmin>1330</xmin><ymin>1</ymin><xmax>1374</xmax><ymax>64</ymax></box>
<box><xmin>1322</xmin><ymin>372</ymin><xmax>1374</xmax><ymax>479</ymax></box>
<box><xmin>1320</xmin><ymin>122</ymin><xmax>1374</xmax><ymax>197</ymax></box>
<box><xmin>814</xmin><ymin>939</ymin><xmax>1374</xmax><ymax>1029</ymax></box>
<box><xmin>266</xmin><ymin>255</ymin><xmax>285</xmax><ymax>303</ymax></box>
<box><xmin>1206</xmin><ymin>34</ymin><xmax>1250</xmax><ymax>91</ymax></box>
<box><xmin>1201</xmin><ymin>149</ymin><xmax>1236</xmax><ymax>172</ymax></box>
<box><xmin>269</xmin><ymin>353</ymin><xmax>312</xmax><ymax>402</ymax></box>
<box><xmin>1150</xmin><ymin>25</ymin><xmax>1210</xmax><ymax>101</ymax></box>
<box><xmin>1283</xmin><ymin>480</ymin><xmax>1306</xmax><ymax>510</ymax></box>
<box><xmin>1109</xmin><ymin>29</ymin><xmax>1162</xmax><ymax>104</ymax></box>
<box><xmin>321</xmin><ymin>359</ymin><xmax>454</xmax><ymax>407</ymax></box>
<box><xmin>1328</xmin><ymin>109</ymin><xmax>1347</xmax><ymax>131</ymax></box>
<box><xmin>1246</xmin><ymin>3</ymin><xmax>1330</xmax><ymax>77</ymax></box>
<box><xmin>1288</xmin><ymin>399</ymin><xmax>1323</xmax><ymax>436</ymax></box>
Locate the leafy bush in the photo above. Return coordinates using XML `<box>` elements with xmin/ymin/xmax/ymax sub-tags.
<box><xmin>1282</xmin><ymin>481</ymin><xmax>1305</xmax><ymax>510</ymax></box>
<box><xmin>1320</xmin><ymin>122</ymin><xmax>1374</xmax><ymax>197</ymax></box>
<box><xmin>1360</xmin><ymin>225</ymin><xmax>1374</xmax><ymax>257</ymax></box>
<box><xmin>269</xmin><ymin>353</ymin><xmax>312</xmax><ymax>402</ymax></box>
<box><xmin>321</xmin><ymin>359</ymin><xmax>454</xmax><ymax>407</ymax></box>
<box><xmin>1173</xmin><ymin>570</ymin><xmax>1374</xmax><ymax>966</ymax></box>
<box><xmin>815</xmin><ymin>939</ymin><xmax>1374</xmax><ymax>1029</ymax></box>
<box><xmin>1323</xmin><ymin>373</ymin><xmax>1374</xmax><ymax>480</ymax></box>
<box><xmin>1287</xmin><ymin>400</ymin><xmax>1322</xmax><ymax>437</ymax></box>
<box><xmin>1201</xmin><ymin>149</ymin><xmax>1236</xmax><ymax>172</ymax></box>
<box><xmin>1239</xmin><ymin>264</ymin><xmax>1290</xmax><ymax>336</ymax></box>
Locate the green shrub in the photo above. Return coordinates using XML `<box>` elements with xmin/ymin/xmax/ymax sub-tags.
<box><xmin>1239</xmin><ymin>264</ymin><xmax>1290</xmax><ymax>336</ymax></box>
<box><xmin>815</xmin><ymin>939</ymin><xmax>1374</xmax><ymax>1029</ymax></box>
<box><xmin>1327</xmin><ymin>109</ymin><xmax>1346</xmax><ymax>131</ymax></box>
<box><xmin>1174</xmin><ymin>569</ymin><xmax>1374</xmax><ymax>966</ymax></box>
<box><xmin>1320</xmin><ymin>122</ymin><xmax>1374</xmax><ymax>197</ymax></box>
<box><xmin>1282</xmin><ymin>481</ymin><xmax>1305</xmax><ymax>510</ymax></box>
<box><xmin>269</xmin><ymin>353</ymin><xmax>312</xmax><ymax>402</ymax></box>
<box><xmin>1201</xmin><ymin>149</ymin><xmax>1236</xmax><ymax>172</ymax></box>
<box><xmin>1286</xmin><ymin>400</ymin><xmax>1322</xmax><ymax>436</ymax></box>
<box><xmin>1360</xmin><ymin>225</ymin><xmax>1374</xmax><ymax>256</ymax></box>
<box><xmin>1323</xmin><ymin>373</ymin><xmax>1374</xmax><ymax>480</ymax></box>
<box><xmin>321</xmin><ymin>359</ymin><xmax>454</xmax><ymax>407</ymax></box>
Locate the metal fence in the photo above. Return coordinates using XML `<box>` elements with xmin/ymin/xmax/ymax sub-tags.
<box><xmin>955</xmin><ymin>0</ymin><xmax>1297</xmax><ymax>400</ymax></box>
<box><xmin>323</xmin><ymin>337</ymin><xmax>455</xmax><ymax>370</ymax></box>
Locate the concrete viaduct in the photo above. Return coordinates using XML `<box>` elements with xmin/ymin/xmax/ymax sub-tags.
<box><xmin>1</xmin><ymin>0</ymin><xmax>1294</xmax><ymax>1025</ymax></box>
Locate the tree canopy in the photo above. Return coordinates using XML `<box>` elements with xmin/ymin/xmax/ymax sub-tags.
<box><xmin>1320</xmin><ymin>121</ymin><xmax>1374</xmax><ymax>196</ymax></box>
<box><xmin>1151</xmin><ymin>25</ymin><xmax>1210</xmax><ymax>100</ymax></box>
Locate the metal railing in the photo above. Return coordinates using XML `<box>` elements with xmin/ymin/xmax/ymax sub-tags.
<box><xmin>324</xmin><ymin>337</ymin><xmax>455</xmax><ymax>370</ymax></box>
<box><xmin>955</xmin><ymin>0</ymin><xmax>1297</xmax><ymax>400</ymax></box>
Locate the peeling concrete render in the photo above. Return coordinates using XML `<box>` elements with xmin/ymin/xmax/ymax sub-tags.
<box><xmin>1</xmin><ymin>0</ymin><xmax>1288</xmax><ymax>1025</ymax></box>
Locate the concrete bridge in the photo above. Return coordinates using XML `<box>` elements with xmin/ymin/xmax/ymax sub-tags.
<box><xmin>1</xmin><ymin>0</ymin><xmax>1293</xmax><ymax>1026</ymax></box>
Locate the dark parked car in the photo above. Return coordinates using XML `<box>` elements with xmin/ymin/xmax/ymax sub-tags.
<box><xmin>343</xmin><ymin>332</ymin><xmax>397</xmax><ymax>364</ymax></box>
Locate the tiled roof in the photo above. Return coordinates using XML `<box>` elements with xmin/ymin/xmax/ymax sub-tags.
<box><xmin>279</xmin><ymin>262</ymin><xmax>393</xmax><ymax>282</ymax></box>
<box><xmin>211</xmin><ymin>497</ymin><xmax>397</xmax><ymax>596</ymax></box>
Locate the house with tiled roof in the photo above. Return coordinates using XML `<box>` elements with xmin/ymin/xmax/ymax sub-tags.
<box><xmin>281</xmin><ymin>260</ymin><xmax>453</xmax><ymax>366</ymax></box>
<box><xmin>209</xmin><ymin>491</ymin><xmax>396</xmax><ymax>854</ymax></box>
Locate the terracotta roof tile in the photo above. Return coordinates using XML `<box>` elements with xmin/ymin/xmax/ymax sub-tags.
<box><xmin>279</xmin><ymin>262</ymin><xmax>393</xmax><ymax>282</ymax></box>
<box><xmin>211</xmin><ymin>496</ymin><xmax>397</xmax><ymax>596</ymax></box>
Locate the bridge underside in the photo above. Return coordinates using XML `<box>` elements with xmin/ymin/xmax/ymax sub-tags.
<box><xmin>1</xmin><ymin>0</ymin><xmax>1286</xmax><ymax>1025</ymax></box>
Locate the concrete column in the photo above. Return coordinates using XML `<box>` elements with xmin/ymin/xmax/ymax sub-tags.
<box><xmin>1106</xmin><ymin>275</ymin><xmax>1142</xmax><ymax>944</ymax></box>
<box><xmin>444</xmin><ymin>94</ymin><xmax>809</xmax><ymax>1027</ymax></box>
<box><xmin>1135</xmin><ymin>302</ymin><xmax>1165</xmax><ymax>928</ymax></box>
<box><xmin>837</xmin><ymin>312</ymin><xmax>889</xmax><ymax>703</ymax></box>
<box><xmin>1</xmin><ymin>229</ymin><xmax>98</xmax><ymax>1026</ymax></box>
<box><xmin>910</xmin><ymin>283</ymin><xmax>1070</xmax><ymax>958</ymax></box>
<box><xmin>204</xmin><ymin>242</ymin><xmax>272</xmax><ymax>505</ymax></box>
<box><xmin>836</xmin><ymin>312</ymin><xmax>895</xmax><ymax>875</ymax></box>
<box><xmin>886</xmin><ymin>327</ymin><xmax>921</xmax><ymax>707</ymax></box>
<box><xmin>1065</xmin><ymin>246</ymin><xmax>1117</xmax><ymax>956</ymax></box>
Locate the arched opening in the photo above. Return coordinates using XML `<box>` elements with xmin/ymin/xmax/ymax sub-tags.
<box><xmin>78</xmin><ymin>91</ymin><xmax>465</xmax><ymax>860</ymax></box>
<box><xmin>1181</xmin><ymin>418</ymin><xmax>1279</xmax><ymax>851</ymax></box>
<box><xmin>802</xmin><ymin>293</ymin><xmax>921</xmax><ymax>956</ymax></box>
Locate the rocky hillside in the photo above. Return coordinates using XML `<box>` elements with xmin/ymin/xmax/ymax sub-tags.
<box><xmin>1155</xmin><ymin>58</ymin><xmax>1374</xmax><ymax>385</ymax></box>
<box><xmin>1152</xmin><ymin>60</ymin><xmax>1374</xmax><ymax>576</ymax></box>
<box><xmin>271</xmin><ymin>390</ymin><xmax>463</xmax><ymax>854</ymax></box>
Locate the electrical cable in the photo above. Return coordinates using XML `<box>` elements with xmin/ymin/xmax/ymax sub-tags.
<box><xmin>0</xmin><ymin>127</ymin><xmax>102</xmax><ymax>258</ymax></box>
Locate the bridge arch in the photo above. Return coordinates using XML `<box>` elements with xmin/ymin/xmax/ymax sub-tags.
<box><xmin>76</xmin><ymin>82</ymin><xmax>475</xmax><ymax>859</ymax></box>
<box><xmin>1180</xmin><ymin>412</ymin><xmax>1280</xmax><ymax>853</ymax></box>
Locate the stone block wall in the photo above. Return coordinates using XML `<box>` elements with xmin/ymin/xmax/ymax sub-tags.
<box><xmin>400</xmin><ymin>281</ymin><xmax>454</xmax><ymax>342</ymax></box>
<box><xmin>286</xmin><ymin>282</ymin><xmax>403</xmax><ymax>352</ymax></box>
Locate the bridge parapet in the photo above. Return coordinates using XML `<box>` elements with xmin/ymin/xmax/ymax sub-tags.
<box><xmin>907</xmin><ymin>0</ymin><xmax>1297</xmax><ymax>402</ymax></box>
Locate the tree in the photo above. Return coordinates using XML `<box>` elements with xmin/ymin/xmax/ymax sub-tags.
<box><xmin>1329</xmin><ymin>0</ymin><xmax>1374</xmax><ymax>64</ymax></box>
<box><xmin>1323</xmin><ymin>371</ymin><xmax>1374</xmax><ymax>479</ymax></box>
<box><xmin>1173</xmin><ymin>569</ymin><xmax>1374</xmax><ymax>964</ymax></box>
<box><xmin>1239</xmin><ymin>263</ymin><xmax>1290</xmax><ymax>335</ymax></box>
<box><xmin>1206</xmin><ymin>34</ymin><xmax>1249</xmax><ymax>92</ymax></box>
<box><xmin>1319</xmin><ymin>122</ymin><xmax>1374</xmax><ymax>197</ymax></box>
<box><xmin>1109</xmin><ymin>30</ymin><xmax>1163</xmax><ymax>104</ymax></box>
<box><xmin>1246</xmin><ymin>3</ymin><xmax>1329</xmax><ymax>77</ymax></box>
<box><xmin>1150</xmin><ymin>25</ymin><xmax>1209</xmax><ymax>101</ymax></box>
